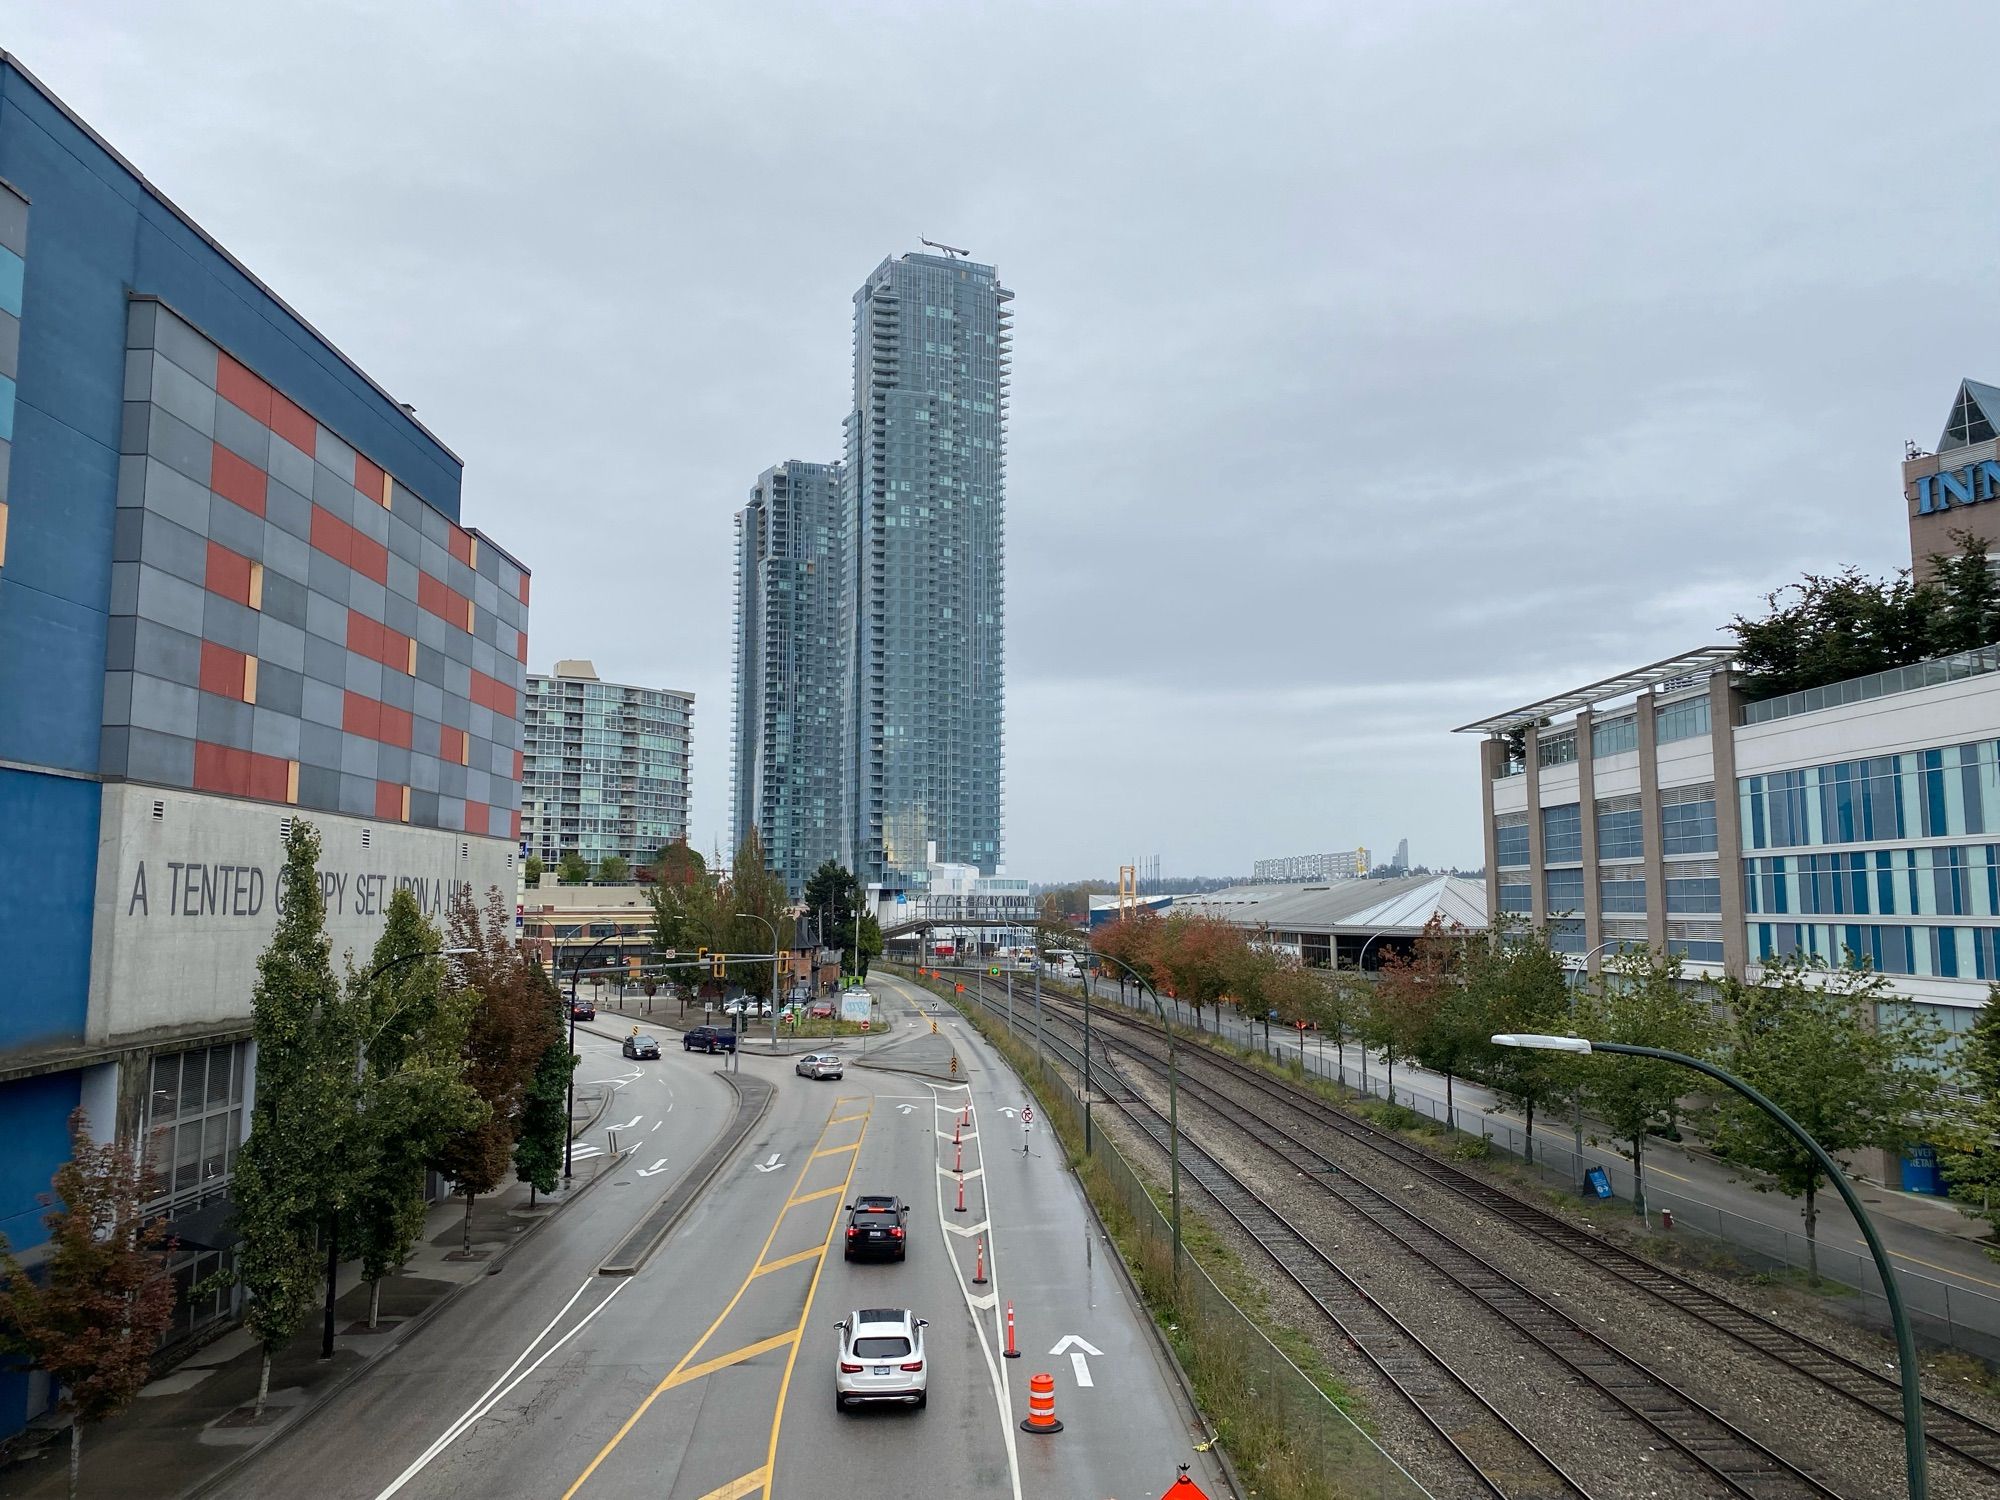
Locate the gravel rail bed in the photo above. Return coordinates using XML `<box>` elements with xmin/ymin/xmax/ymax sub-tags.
<box><xmin>1049</xmin><ymin>993</ymin><xmax>1988</xmax><ymax>1500</ymax></box>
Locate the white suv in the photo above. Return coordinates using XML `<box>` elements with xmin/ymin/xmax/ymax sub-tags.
<box><xmin>834</xmin><ymin>1308</ymin><xmax>928</xmax><ymax>1411</ymax></box>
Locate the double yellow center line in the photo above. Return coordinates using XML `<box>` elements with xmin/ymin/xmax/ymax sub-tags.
<box><xmin>561</xmin><ymin>1096</ymin><xmax>872</xmax><ymax>1499</ymax></box>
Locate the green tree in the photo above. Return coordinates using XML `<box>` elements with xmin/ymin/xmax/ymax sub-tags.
<box><xmin>654</xmin><ymin>839</ymin><xmax>707</xmax><ymax>889</ymax></box>
<box><xmin>804</xmin><ymin>860</ymin><xmax>863</xmax><ymax>972</ymax></box>
<box><xmin>231</xmin><ymin>817</ymin><xmax>351</xmax><ymax>1415</ymax></box>
<box><xmin>1151</xmin><ymin>913</ymin><xmax>1248</xmax><ymax>1032</ymax></box>
<box><xmin>523</xmin><ymin>855</ymin><xmax>545</xmax><ymax>886</ymax></box>
<box><xmin>1712</xmin><ymin>956</ymin><xmax>1950</xmax><ymax>1281</ymax></box>
<box><xmin>856</xmin><ymin>911</ymin><xmax>883</xmax><ymax>978</ymax></box>
<box><xmin>1926</xmin><ymin>532</ymin><xmax>2000</xmax><ymax>656</ymax></box>
<box><xmin>557</xmin><ymin>850</ymin><xmax>590</xmax><ymax>885</ymax></box>
<box><xmin>1576</xmin><ymin>951</ymin><xmax>1716</xmax><ymax>1216</ymax></box>
<box><xmin>344</xmin><ymin>889</ymin><xmax>485</xmax><ymax>1327</ymax></box>
<box><xmin>515</xmin><ymin>975</ymin><xmax>576</xmax><ymax>1205</ymax></box>
<box><xmin>1363</xmin><ymin>922</ymin><xmax>1460</xmax><ymax>1106</ymax></box>
<box><xmin>435</xmin><ymin>888</ymin><xmax>546</xmax><ymax>1251</ymax></box>
<box><xmin>1465</xmin><ymin>921</ymin><xmax>1575</xmax><ymax>1165</ymax></box>
<box><xmin>1940</xmin><ymin>985</ymin><xmax>2000</xmax><ymax>1236</ymax></box>
<box><xmin>722</xmin><ymin>828</ymin><xmax>789</xmax><ymax>992</ymax></box>
<box><xmin>597</xmin><ymin>854</ymin><xmax>630</xmax><ymax>885</ymax></box>
<box><xmin>0</xmin><ymin>1112</ymin><xmax>177</xmax><ymax>1499</ymax></box>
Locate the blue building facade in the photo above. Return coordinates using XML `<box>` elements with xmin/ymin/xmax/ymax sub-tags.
<box><xmin>0</xmin><ymin>54</ymin><xmax>525</xmax><ymax>1431</ymax></box>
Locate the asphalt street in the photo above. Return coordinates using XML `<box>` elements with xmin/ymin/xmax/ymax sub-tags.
<box><xmin>205</xmin><ymin>989</ymin><xmax>1222</xmax><ymax>1499</ymax></box>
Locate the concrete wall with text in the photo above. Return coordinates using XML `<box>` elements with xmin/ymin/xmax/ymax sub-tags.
<box><xmin>87</xmin><ymin>784</ymin><xmax>515</xmax><ymax>1041</ymax></box>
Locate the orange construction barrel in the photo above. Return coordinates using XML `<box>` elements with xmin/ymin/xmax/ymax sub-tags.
<box><xmin>1020</xmin><ymin>1371</ymin><xmax>1063</xmax><ymax>1433</ymax></box>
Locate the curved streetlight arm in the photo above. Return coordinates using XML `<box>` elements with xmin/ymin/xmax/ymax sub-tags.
<box><xmin>1494</xmin><ymin>1034</ymin><xmax>1928</xmax><ymax>1500</ymax></box>
<box><xmin>562</xmin><ymin>926</ymin><xmax>619</xmax><ymax>1181</ymax></box>
<box><xmin>736</xmin><ymin>912</ymin><xmax>784</xmax><ymax>1050</ymax></box>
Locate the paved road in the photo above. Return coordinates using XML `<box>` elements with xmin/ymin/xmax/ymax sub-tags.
<box><xmin>209</xmin><ymin>984</ymin><xmax>1221</xmax><ymax>1499</ymax></box>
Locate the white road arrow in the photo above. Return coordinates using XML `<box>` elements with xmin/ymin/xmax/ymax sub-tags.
<box><xmin>897</xmin><ymin>1104</ymin><xmax>917</xmax><ymax>1115</ymax></box>
<box><xmin>998</xmin><ymin>1107</ymin><xmax>1019</xmax><ymax>1119</ymax></box>
<box><xmin>752</xmin><ymin>1153</ymin><xmax>785</xmax><ymax>1174</ymax></box>
<box><xmin>1050</xmin><ymin>1334</ymin><xmax>1102</xmax><ymax>1388</ymax></box>
<box><xmin>637</xmin><ymin>1159</ymin><xmax>670</xmax><ymax>1178</ymax></box>
<box><xmin>608</xmin><ymin>1116</ymin><xmax>643</xmax><ymax>1134</ymax></box>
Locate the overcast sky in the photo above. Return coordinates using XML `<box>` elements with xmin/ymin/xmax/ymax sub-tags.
<box><xmin>16</xmin><ymin>3</ymin><xmax>2000</xmax><ymax>880</ymax></box>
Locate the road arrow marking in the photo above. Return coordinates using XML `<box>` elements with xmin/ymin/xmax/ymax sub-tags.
<box><xmin>897</xmin><ymin>1104</ymin><xmax>917</xmax><ymax>1114</ymax></box>
<box><xmin>1050</xmin><ymin>1335</ymin><xmax>1101</xmax><ymax>1388</ymax></box>
<box><xmin>637</xmin><ymin>1159</ymin><xmax>670</xmax><ymax>1178</ymax></box>
<box><xmin>753</xmin><ymin>1153</ymin><xmax>785</xmax><ymax>1174</ymax></box>
<box><xmin>998</xmin><ymin>1107</ymin><xmax>1019</xmax><ymax>1119</ymax></box>
<box><xmin>608</xmin><ymin>1116</ymin><xmax>643</xmax><ymax>1134</ymax></box>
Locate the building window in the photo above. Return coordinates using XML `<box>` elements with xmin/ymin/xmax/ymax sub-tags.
<box><xmin>1655</xmin><ymin>696</ymin><xmax>1711</xmax><ymax>744</ymax></box>
<box><xmin>1596</xmin><ymin>794</ymin><xmax>1643</xmax><ymax>861</ymax></box>
<box><xmin>1751</xmin><ymin>920</ymin><xmax>2000</xmax><ymax>980</ymax></box>
<box><xmin>1537</xmin><ymin>730</ymin><xmax>1578</xmax><ymax>769</ymax></box>
<box><xmin>1542</xmin><ymin>803</ymin><xmax>1583</xmax><ymax>864</ymax></box>
<box><xmin>146</xmin><ymin>1043</ymin><xmax>246</xmax><ymax>1339</ymax></box>
<box><xmin>1666</xmin><ymin>876</ymin><xmax>1722</xmax><ymax>914</ymax></box>
<box><xmin>1498</xmin><ymin>882</ymin><xmax>1532</xmax><ymax>914</ymax></box>
<box><xmin>1740</xmin><ymin>739</ymin><xmax>2000</xmax><ymax>850</ymax></box>
<box><xmin>1551</xmin><ymin>918</ymin><xmax>1587</xmax><ymax>953</ymax></box>
<box><xmin>1745</xmin><ymin>843</ymin><xmax>2000</xmax><ymax>919</ymax></box>
<box><xmin>1592</xmin><ymin>716</ymin><xmax>1638</xmax><ymax>758</ymax></box>
<box><xmin>1660</xmin><ymin>782</ymin><xmax>1717</xmax><ymax>855</ymax></box>
<box><xmin>1494</xmin><ymin>814</ymin><xmax>1529</xmax><ymax>869</ymax></box>
<box><xmin>1545</xmin><ymin>867</ymin><xmax>1585</xmax><ymax>913</ymax></box>
<box><xmin>1600</xmin><ymin>876</ymin><xmax>1647</xmax><ymax>913</ymax></box>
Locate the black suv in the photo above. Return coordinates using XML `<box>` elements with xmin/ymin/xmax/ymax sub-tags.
<box><xmin>843</xmin><ymin>1194</ymin><xmax>909</xmax><ymax>1262</ymax></box>
<box><xmin>683</xmin><ymin>1025</ymin><xmax>737</xmax><ymax>1054</ymax></box>
<box><xmin>570</xmin><ymin>998</ymin><xmax>596</xmax><ymax>1021</ymax></box>
<box><xmin>622</xmin><ymin>1033</ymin><xmax>661</xmax><ymax>1060</ymax></box>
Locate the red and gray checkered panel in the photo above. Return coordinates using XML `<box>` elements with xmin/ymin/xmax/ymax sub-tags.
<box><xmin>103</xmin><ymin>299</ymin><xmax>529</xmax><ymax>840</ymax></box>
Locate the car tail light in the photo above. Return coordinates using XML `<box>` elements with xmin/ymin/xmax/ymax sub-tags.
<box><xmin>900</xmin><ymin>1360</ymin><xmax>924</xmax><ymax>1371</ymax></box>
<box><xmin>890</xmin><ymin>1226</ymin><xmax>905</xmax><ymax>1238</ymax></box>
<box><xmin>847</xmin><ymin>1227</ymin><xmax>857</xmax><ymax>1237</ymax></box>
<box><xmin>840</xmin><ymin>1361</ymin><xmax>863</xmax><ymax>1373</ymax></box>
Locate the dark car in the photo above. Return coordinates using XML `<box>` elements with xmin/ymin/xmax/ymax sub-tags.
<box><xmin>843</xmin><ymin>1194</ymin><xmax>909</xmax><ymax>1262</ymax></box>
<box><xmin>622</xmin><ymin>1033</ymin><xmax>661</xmax><ymax>1060</ymax></box>
<box><xmin>570</xmin><ymin>998</ymin><xmax>596</xmax><ymax>1021</ymax></box>
<box><xmin>683</xmin><ymin>1025</ymin><xmax>737</xmax><ymax>1055</ymax></box>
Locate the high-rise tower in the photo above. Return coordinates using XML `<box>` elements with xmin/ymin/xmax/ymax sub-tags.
<box><xmin>732</xmin><ymin>460</ymin><xmax>847</xmax><ymax>893</ymax></box>
<box><xmin>843</xmin><ymin>252</ymin><xmax>1011</xmax><ymax>887</ymax></box>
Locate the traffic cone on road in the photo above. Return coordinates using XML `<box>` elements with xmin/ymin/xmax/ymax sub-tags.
<box><xmin>1020</xmin><ymin>1371</ymin><xmax>1063</xmax><ymax>1433</ymax></box>
<box><xmin>1004</xmin><ymin>1301</ymin><xmax>1019</xmax><ymax>1358</ymax></box>
<box><xmin>955</xmin><ymin>1174</ymin><xmax>967</xmax><ymax>1213</ymax></box>
<box><xmin>973</xmin><ymin>1237</ymin><xmax>988</xmax><ymax>1285</ymax></box>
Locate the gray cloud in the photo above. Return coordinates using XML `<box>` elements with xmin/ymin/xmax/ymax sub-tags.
<box><xmin>17</xmin><ymin>1</ymin><xmax>2000</xmax><ymax>877</ymax></box>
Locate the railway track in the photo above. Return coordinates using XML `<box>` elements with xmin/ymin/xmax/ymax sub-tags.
<box><xmin>1018</xmin><ymin>977</ymin><xmax>2000</xmax><ymax>1486</ymax></box>
<box><xmin>1023</xmin><ymin>1020</ymin><xmax>1590</xmax><ymax>1499</ymax></box>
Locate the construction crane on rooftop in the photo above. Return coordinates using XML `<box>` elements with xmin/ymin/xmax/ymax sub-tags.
<box><xmin>920</xmin><ymin>238</ymin><xmax>970</xmax><ymax>259</ymax></box>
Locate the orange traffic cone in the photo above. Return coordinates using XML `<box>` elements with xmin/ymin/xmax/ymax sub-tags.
<box><xmin>1020</xmin><ymin>1371</ymin><xmax>1062</xmax><ymax>1433</ymax></box>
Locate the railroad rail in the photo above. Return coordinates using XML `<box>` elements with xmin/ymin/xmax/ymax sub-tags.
<box><xmin>1019</xmin><ymin>976</ymin><xmax>2000</xmax><ymax>1484</ymax></box>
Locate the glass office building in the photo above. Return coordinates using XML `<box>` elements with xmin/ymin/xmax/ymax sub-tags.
<box><xmin>843</xmin><ymin>252</ymin><xmax>1011</xmax><ymax>887</ymax></box>
<box><xmin>522</xmin><ymin>661</ymin><xmax>691</xmax><ymax>872</ymax></box>
<box><xmin>732</xmin><ymin>460</ymin><xmax>847</xmax><ymax>894</ymax></box>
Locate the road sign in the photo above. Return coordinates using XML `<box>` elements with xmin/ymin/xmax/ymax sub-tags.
<box><xmin>949</xmin><ymin>1053</ymin><xmax>959</xmax><ymax>1077</ymax></box>
<box><xmin>860</xmin><ymin>1019</ymin><xmax>871</xmax><ymax>1032</ymax></box>
<box><xmin>1160</xmin><ymin>1468</ymin><xmax>1212</xmax><ymax>1499</ymax></box>
<box><xmin>1585</xmin><ymin>1166</ymin><xmax>1614</xmax><ymax>1199</ymax></box>
<box><xmin>1022</xmin><ymin>1105</ymin><xmax>1034</xmax><ymax>1125</ymax></box>
<box><xmin>988</xmin><ymin>966</ymin><xmax>1000</xmax><ymax>976</ymax></box>
<box><xmin>930</xmin><ymin>1019</ymin><xmax>939</xmax><ymax>1034</ymax></box>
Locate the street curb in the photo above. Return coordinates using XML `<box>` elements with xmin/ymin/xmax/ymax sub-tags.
<box><xmin>597</xmin><ymin>1070</ymin><xmax>774</xmax><ymax>1275</ymax></box>
<box><xmin>179</xmin><ymin>1107</ymin><xmax>626</xmax><ymax>1499</ymax></box>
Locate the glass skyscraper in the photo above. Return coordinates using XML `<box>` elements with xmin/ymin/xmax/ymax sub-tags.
<box><xmin>844</xmin><ymin>252</ymin><xmax>1012</xmax><ymax>887</ymax></box>
<box><xmin>732</xmin><ymin>460</ymin><xmax>847</xmax><ymax>893</ymax></box>
<box><xmin>522</xmin><ymin>661</ymin><xmax>692</xmax><ymax>872</ymax></box>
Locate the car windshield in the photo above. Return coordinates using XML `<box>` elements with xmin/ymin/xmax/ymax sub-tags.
<box><xmin>852</xmin><ymin>1336</ymin><xmax>910</xmax><ymax>1359</ymax></box>
<box><xmin>633</xmin><ymin>1035</ymin><xmax>655</xmax><ymax>1045</ymax></box>
<box><xmin>855</xmin><ymin>1200</ymin><xmax>896</xmax><ymax>1214</ymax></box>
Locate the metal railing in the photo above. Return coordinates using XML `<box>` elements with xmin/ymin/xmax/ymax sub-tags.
<box><xmin>1742</xmin><ymin>645</ymin><xmax>2000</xmax><ymax>725</ymax></box>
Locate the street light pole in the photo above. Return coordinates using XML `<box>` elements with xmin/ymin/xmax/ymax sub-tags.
<box><xmin>565</xmin><ymin>928</ymin><xmax>617</xmax><ymax>1182</ymax></box>
<box><xmin>1091</xmin><ymin>947</ymin><xmax>1180</xmax><ymax>1280</ymax></box>
<box><xmin>737</xmin><ymin>911</ymin><xmax>783</xmax><ymax>1052</ymax></box>
<box><xmin>1493</xmin><ymin>1033</ymin><xmax>1929</xmax><ymax>1500</ymax></box>
<box><xmin>325</xmin><ymin>943</ymin><xmax>471</xmax><ymax>1360</ymax></box>
<box><xmin>1565</xmin><ymin>938</ymin><xmax>1624</xmax><ymax>1194</ymax></box>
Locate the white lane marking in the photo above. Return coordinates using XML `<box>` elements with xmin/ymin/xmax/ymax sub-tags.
<box><xmin>939</xmin><ymin>1165</ymin><xmax>985</xmax><ymax>1181</ymax></box>
<box><xmin>1069</xmin><ymin>1351</ymin><xmax>1094</xmax><ymax>1387</ymax></box>
<box><xmin>650</xmin><ymin>1120</ymin><xmax>663</xmax><ymax>1132</ymax></box>
<box><xmin>925</xmin><ymin>1081</ymin><xmax>1021</xmax><ymax>1500</ymax></box>
<box><xmin>607</xmin><ymin>1115</ymin><xmax>643</xmax><ymax>1134</ymax></box>
<box><xmin>569</xmin><ymin>1145</ymin><xmax>603</xmax><ymax>1161</ymax></box>
<box><xmin>945</xmin><ymin>1219</ymin><xmax>990</xmax><ymax>1238</ymax></box>
<box><xmin>637</xmin><ymin>1158</ymin><xmax>670</xmax><ymax>1178</ymax></box>
<box><xmin>753</xmin><ymin>1153</ymin><xmax>785</xmax><ymax>1174</ymax></box>
<box><xmin>372</xmin><ymin>1276</ymin><xmax>632</xmax><ymax>1498</ymax></box>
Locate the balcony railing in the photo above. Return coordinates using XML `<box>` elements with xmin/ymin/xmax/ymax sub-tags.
<box><xmin>1741</xmin><ymin>644</ymin><xmax>2000</xmax><ymax>725</ymax></box>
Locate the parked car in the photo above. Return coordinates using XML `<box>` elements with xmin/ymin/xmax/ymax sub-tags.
<box><xmin>843</xmin><ymin>1194</ymin><xmax>909</xmax><ymax>1262</ymax></box>
<box><xmin>569</xmin><ymin>998</ymin><xmax>596</xmax><ymax>1021</ymax></box>
<box><xmin>808</xmin><ymin>1000</ymin><xmax>836</xmax><ymax>1020</ymax></box>
<box><xmin>796</xmin><ymin>1052</ymin><xmax>843</xmax><ymax>1081</ymax></box>
<box><xmin>622</xmin><ymin>1032</ymin><xmax>661</xmax><ymax>1060</ymax></box>
<box><xmin>683</xmin><ymin>1025</ymin><xmax>737</xmax><ymax>1054</ymax></box>
<box><xmin>834</xmin><ymin>1308</ymin><xmax>927</xmax><ymax>1410</ymax></box>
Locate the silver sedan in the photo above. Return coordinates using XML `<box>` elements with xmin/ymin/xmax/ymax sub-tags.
<box><xmin>795</xmin><ymin>1052</ymin><xmax>844</xmax><ymax>1080</ymax></box>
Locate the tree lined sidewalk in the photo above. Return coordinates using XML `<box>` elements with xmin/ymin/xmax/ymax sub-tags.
<box><xmin>0</xmin><ymin>1082</ymin><xmax>615</xmax><ymax>1500</ymax></box>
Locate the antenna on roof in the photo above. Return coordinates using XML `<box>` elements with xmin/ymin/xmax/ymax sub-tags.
<box><xmin>920</xmin><ymin>238</ymin><xmax>970</xmax><ymax>260</ymax></box>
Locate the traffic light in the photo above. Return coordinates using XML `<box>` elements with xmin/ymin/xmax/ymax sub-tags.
<box><xmin>711</xmin><ymin>953</ymin><xmax>727</xmax><ymax>978</ymax></box>
<box><xmin>696</xmin><ymin>946</ymin><xmax>709</xmax><ymax>964</ymax></box>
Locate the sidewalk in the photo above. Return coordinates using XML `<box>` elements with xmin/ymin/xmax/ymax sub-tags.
<box><xmin>0</xmin><ymin>1082</ymin><xmax>618</xmax><ymax>1499</ymax></box>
